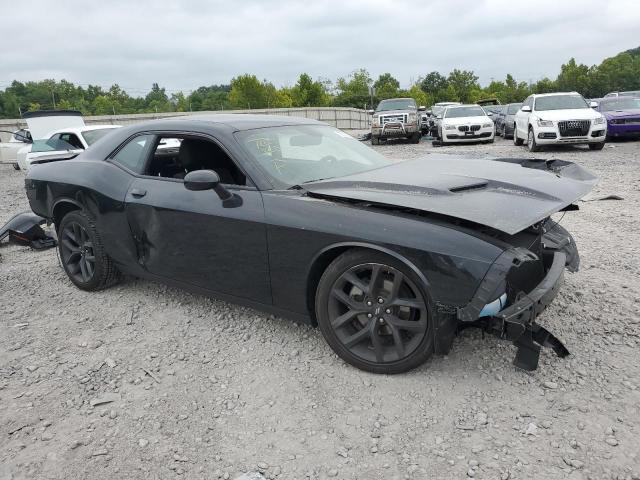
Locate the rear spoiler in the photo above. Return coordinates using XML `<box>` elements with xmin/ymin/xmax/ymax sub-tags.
<box><xmin>30</xmin><ymin>152</ymin><xmax>80</xmax><ymax>166</ymax></box>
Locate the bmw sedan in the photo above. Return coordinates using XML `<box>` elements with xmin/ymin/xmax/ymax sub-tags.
<box><xmin>24</xmin><ymin>115</ymin><xmax>596</xmax><ymax>373</ymax></box>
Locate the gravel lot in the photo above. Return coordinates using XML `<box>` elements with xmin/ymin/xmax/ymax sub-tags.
<box><xmin>1</xmin><ymin>136</ymin><xmax>639</xmax><ymax>480</ymax></box>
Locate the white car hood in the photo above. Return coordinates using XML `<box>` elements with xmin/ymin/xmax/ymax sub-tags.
<box><xmin>23</xmin><ymin>112</ymin><xmax>85</xmax><ymax>140</ymax></box>
<box><xmin>535</xmin><ymin>109</ymin><xmax>601</xmax><ymax>121</ymax></box>
<box><xmin>442</xmin><ymin>115</ymin><xmax>491</xmax><ymax>126</ymax></box>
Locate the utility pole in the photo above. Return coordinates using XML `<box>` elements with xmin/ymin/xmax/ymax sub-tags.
<box><xmin>51</xmin><ymin>90</ymin><xmax>56</xmax><ymax>109</ymax></box>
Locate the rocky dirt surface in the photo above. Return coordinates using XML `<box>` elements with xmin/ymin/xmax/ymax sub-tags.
<box><xmin>1</xmin><ymin>136</ymin><xmax>639</xmax><ymax>480</ymax></box>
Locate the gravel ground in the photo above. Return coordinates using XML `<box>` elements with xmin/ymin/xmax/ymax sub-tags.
<box><xmin>1</xmin><ymin>135</ymin><xmax>639</xmax><ymax>480</ymax></box>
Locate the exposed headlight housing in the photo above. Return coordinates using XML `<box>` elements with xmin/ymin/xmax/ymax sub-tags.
<box><xmin>444</xmin><ymin>124</ymin><xmax>457</xmax><ymax>130</ymax></box>
<box><xmin>482</xmin><ymin>123</ymin><xmax>492</xmax><ymax>128</ymax></box>
<box><xmin>537</xmin><ymin>119</ymin><xmax>554</xmax><ymax>127</ymax></box>
<box><xmin>593</xmin><ymin>116</ymin><xmax>605</xmax><ymax>125</ymax></box>
<box><xmin>372</xmin><ymin>116</ymin><xmax>380</xmax><ymax>127</ymax></box>
<box><xmin>408</xmin><ymin>113</ymin><xmax>417</xmax><ymax>123</ymax></box>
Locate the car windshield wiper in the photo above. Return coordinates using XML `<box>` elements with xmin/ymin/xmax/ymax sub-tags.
<box><xmin>287</xmin><ymin>177</ymin><xmax>332</xmax><ymax>190</ymax></box>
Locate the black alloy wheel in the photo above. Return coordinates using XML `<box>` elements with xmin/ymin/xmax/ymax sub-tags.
<box><xmin>60</xmin><ymin>221</ymin><xmax>95</xmax><ymax>283</ymax></box>
<box><xmin>57</xmin><ymin>210</ymin><xmax>120</xmax><ymax>291</ymax></box>
<box><xmin>316</xmin><ymin>250</ymin><xmax>433</xmax><ymax>374</ymax></box>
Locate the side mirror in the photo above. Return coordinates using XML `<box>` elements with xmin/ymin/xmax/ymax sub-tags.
<box><xmin>436</xmin><ymin>115</ymin><xmax>443</xmax><ymax>120</ymax></box>
<box><xmin>589</xmin><ymin>101</ymin><xmax>598</xmax><ymax>109</ymax></box>
<box><xmin>418</xmin><ymin>106</ymin><xmax>426</xmax><ymax>111</ymax></box>
<box><xmin>521</xmin><ymin>105</ymin><xmax>532</xmax><ymax>112</ymax></box>
<box><xmin>487</xmin><ymin>111</ymin><xmax>493</xmax><ymax>116</ymax></box>
<box><xmin>367</xmin><ymin>109</ymin><xmax>375</xmax><ymax>115</ymax></box>
<box><xmin>184</xmin><ymin>169</ymin><xmax>233</xmax><ymax>201</ymax></box>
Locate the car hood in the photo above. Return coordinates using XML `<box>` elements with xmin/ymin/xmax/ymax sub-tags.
<box><xmin>442</xmin><ymin>115</ymin><xmax>491</xmax><ymax>125</ymax></box>
<box><xmin>23</xmin><ymin>111</ymin><xmax>85</xmax><ymax>140</ymax></box>
<box><xmin>602</xmin><ymin>108</ymin><xmax>640</xmax><ymax>119</ymax></box>
<box><xmin>303</xmin><ymin>155</ymin><xmax>597</xmax><ymax>235</ymax></box>
<box><xmin>375</xmin><ymin>109</ymin><xmax>414</xmax><ymax>116</ymax></box>
<box><xmin>535</xmin><ymin>108</ymin><xmax>601</xmax><ymax>121</ymax></box>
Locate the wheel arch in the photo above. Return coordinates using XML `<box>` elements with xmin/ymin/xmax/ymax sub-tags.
<box><xmin>305</xmin><ymin>242</ymin><xmax>433</xmax><ymax>326</ymax></box>
<box><xmin>52</xmin><ymin>198</ymin><xmax>83</xmax><ymax>229</ymax></box>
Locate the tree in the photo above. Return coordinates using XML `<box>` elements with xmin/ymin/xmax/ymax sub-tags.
<box><xmin>447</xmin><ymin>69</ymin><xmax>479</xmax><ymax>103</ymax></box>
<box><xmin>291</xmin><ymin>73</ymin><xmax>327</xmax><ymax>107</ymax></box>
<box><xmin>373</xmin><ymin>73</ymin><xmax>400</xmax><ymax>100</ymax></box>
<box><xmin>419</xmin><ymin>72</ymin><xmax>448</xmax><ymax>96</ymax></box>
<box><xmin>229</xmin><ymin>74</ymin><xmax>267</xmax><ymax>109</ymax></box>
<box><xmin>334</xmin><ymin>69</ymin><xmax>373</xmax><ymax>108</ymax></box>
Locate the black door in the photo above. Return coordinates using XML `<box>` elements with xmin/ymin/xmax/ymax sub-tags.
<box><xmin>124</xmin><ymin>178</ymin><xmax>271</xmax><ymax>304</ymax></box>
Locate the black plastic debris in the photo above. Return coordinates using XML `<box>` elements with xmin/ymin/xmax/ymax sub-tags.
<box><xmin>0</xmin><ymin>212</ymin><xmax>57</xmax><ymax>250</ymax></box>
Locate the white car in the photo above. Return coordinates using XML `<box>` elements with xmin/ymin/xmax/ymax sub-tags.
<box><xmin>437</xmin><ymin>104</ymin><xmax>495</xmax><ymax>145</ymax></box>
<box><xmin>16</xmin><ymin>110</ymin><xmax>120</xmax><ymax>171</ymax></box>
<box><xmin>0</xmin><ymin>129</ymin><xmax>31</xmax><ymax>168</ymax></box>
<box><xmin>513</xmin><ymin>92</ymin><xmax>607</xmax><ymax>151</ymax></box>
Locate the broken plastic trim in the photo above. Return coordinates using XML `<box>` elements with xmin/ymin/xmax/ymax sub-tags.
<box><xmin>0</xmin><ymin>211</ymin><xmax>57</xmax><ymax>249</ymax></box>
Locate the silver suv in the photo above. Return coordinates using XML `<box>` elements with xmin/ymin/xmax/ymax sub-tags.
<box><xmin>370</xmin><ymin>98</ymin><xmax>423</xmax><ymax>144</ymax></box>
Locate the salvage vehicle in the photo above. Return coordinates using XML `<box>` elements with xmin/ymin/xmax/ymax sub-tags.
<box><xmin>429</xmin><ymin>102</ymin><xmax>461</xmax><ymax>136</ymax></box>
<box><xmin>594</xmin><ymin>97</ymin><xmax>640</xmax><ymax>139</ymax></box>
<box><xmin>420</xmin><ymin>111</ymin><xmax>433</xmax><ymax>134</ymax></box>
<box><xmin>437</xmin><ymin>104</ymin><xmax>495</xmax><ymax>144</ymax></box>
<box><xmin>370</xmin><ymin>98</ymin><xmax>423</xmax><ymax>144</ymax></box>
<box><xmin>497</xmin><ymin>103</ymin><xmax>522</xmax><ymax>139</ymax></box>
<box><xmin>24</xmin><ymin>114</ymin><xmax>596</xmax><ymax>373</ymax></box>
<box><xmin>0</xmin><ymin>129</ymin><xmax>31</xmax><ymax>169</ymax></box>
<box><xmin>513</xmin><ymin>92</ymin><xmax>607</xmax><ymax>151</ymax></box>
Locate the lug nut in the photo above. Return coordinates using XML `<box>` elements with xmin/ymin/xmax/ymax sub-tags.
<box><xmin>385</xmin><ymin>308</ymin><xmax>391</xmax><ymax>314</ymax></box>
<box><xmin>378</xmin><ymin>318</ymin><xmax>385</xmax><ymax>324</ymax></box>
<box><xmin>366</xmin><ymin>301</ymin><xmax>372</xmax><ymax>306</ymax></box>
<box><xmin>377</xmin><ymin>298</ymin><xmax>384</xmax><ymax>304</ymax></box>
<box><xmin>367</xmin><ymin>313</ymin><xmax>373</xmax><ymax>318</ymax></box>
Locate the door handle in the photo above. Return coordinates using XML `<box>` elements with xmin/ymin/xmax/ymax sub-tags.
<box><xmin>131</xmin><ymin>188</ymin><xmax>147</xmax><ymax>198</ymax></box>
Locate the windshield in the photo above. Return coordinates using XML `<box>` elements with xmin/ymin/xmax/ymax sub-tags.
<box><xmin>620</xmin><ymin>91</ymin><xmax>640</xmax><ymax>97</ymax></box>
<box><xmin>31</xmin><ymin>136</ymin><xmax>80</xmax><ymax>153</ymax></box>
<box><xmin>376</xmin><ymin>99</ymin><xmax>416</xmax><ymax>112</ymax></box>
<box><xmin>235</xmin><ymin>125</ymin><xmax>392</xmax><ymax>189</ymax></box>
<box><xmin>600</xmin><ymin>98</ymin><xmax>640</xmax><ymax>111</ymax></box>
<box><xmin>444</xmin><ymin>106</ymin><xmax>486</xmax><ymax>118</ymax></box>
<box><xmin>507</xmin><ymin>103</ymin><xmax>522</xmax><ymax>114</ymax></box>
<box><xmin>82</xmin><ymin>128</ymin><xmax>116</xmax><ymax>146</ymax></box>
<box><xmin>535</xmin><ymin>95</ymin><xmax>588</xmax><ymax>111</ymax></box>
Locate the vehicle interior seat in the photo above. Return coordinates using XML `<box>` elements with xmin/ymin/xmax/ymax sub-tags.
<box><xmin>174</xmin><ymin>139</ymin><xmax>245</xmax><ymax>185</ymax></box>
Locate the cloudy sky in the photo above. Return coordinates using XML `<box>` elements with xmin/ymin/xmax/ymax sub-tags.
<box><xmin>2</xmin><ymin>0</ymin><xmax>639</xmax><ymax>95</ymax></box>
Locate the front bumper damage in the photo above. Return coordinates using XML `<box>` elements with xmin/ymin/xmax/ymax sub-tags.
<box><xmin>453</xmin><ymin>224</ymin><xmax>578</xmax><ymax>370</ymax></box>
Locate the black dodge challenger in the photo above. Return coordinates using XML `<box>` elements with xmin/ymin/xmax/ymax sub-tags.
<box><xmin>24</xmin><ymin>114</ymin><xmax>597</xmax><ymax>373</ymax></box>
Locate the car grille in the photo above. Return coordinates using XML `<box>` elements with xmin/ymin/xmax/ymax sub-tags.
<box><xmin>558</xmin><ymin>120</ymin><xmax>590</xmax><ymax>137</ymax></box>
<box><xmin>381</xmin><ymin>114</ymin><xmax>407</xmax><ymax>125</ymax></box>
<box><xmin>458</xmin><ymin>125</ymin><xmax>481</xmax><ymax>132</ymax></box>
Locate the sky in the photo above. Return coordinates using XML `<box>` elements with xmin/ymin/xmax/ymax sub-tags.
<box><xmin>2</xmin><ymin>0</ymin><xmax>639</xmax><ymax>95</ymax></box>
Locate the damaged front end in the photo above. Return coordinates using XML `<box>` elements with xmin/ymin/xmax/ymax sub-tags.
<box><xmin>456</xmin><ymin>219</ymin><xmax>577</xmax><ymax>370</ymax></box>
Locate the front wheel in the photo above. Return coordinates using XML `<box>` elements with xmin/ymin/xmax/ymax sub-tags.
<box><xmin>371</xmin><ymin>136</ymin><xmax>380</xmax><ymax>145</ymax></box>
<box><xmin>513</xmin><ymin>125</ymin><xmax>524</xmax><ymax>145</ymax></box>
<box><xmin>527</xmin><ymin>127</ymin><xmax>540</xmax><ymax>152</ymax></box>
<box><xmin>315</xmin><ymin>249</ymin><xmax>433</xmax><ymax>374</ymax></box>
<box><xmin>58</xmin><ymin>210</ymin><xmax>120</xmax><ymax>291</ymax></box>
<box><xmin>410</xmin><ymin>131</ymin><xmax>421</xmax><ymax>144</ymax></box>
<box><xmin>589</xmin><ymin>142</ymin><xmax>605</xmax><ymax>150</ymax></box>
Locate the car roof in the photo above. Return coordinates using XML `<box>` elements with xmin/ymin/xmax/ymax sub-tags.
<box><xmin>532</xmin><ymin>92</ymin><xmax>581</xmax><ymax>98</ymax></box>
<box><xmin>49</xmin><ymin>125</ymin><xmax>121</xmax><ymax>135</ymax></box>
<box><xmin>168</xmin><ymin>113</ymin><xmax>323</xmax><ymax>130</ymax></box>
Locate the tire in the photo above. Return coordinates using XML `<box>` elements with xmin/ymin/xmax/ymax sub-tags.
<box><xmin>589</xmin><ymin>142</ymin><xmax>605</xmax><ymax>150</ymax></box>
<box><xmin>58</xmin><ymin>210</ymin><xmax>120</xmax><ymax>291</ymax></box>
<box><xmin>513</xmin><ymin>125</ymin><xmax>524</xmax><ymax>146</ymax></box>
<box><xmin>371</xmin><ymin>136</ymin><xmax>380</xmax><ymax>145</ymax></box>
<box><xmin>410</xmin><ymin>131</ymin><xmax>421</xmax><ymax>144</ymax></box>
<box><xmin>527</xmin><ymin>127</ymin><xmax>540</xmax><ymax>152</ymax></box>
<box><xmin>502</xmin><ymin>124</ymin><xmax>508</xmax><ymax>139</ymax></box>
<box><xmin>13</xmin><ymin>163</ymin><xmax>20</xmax><ymax>170</ymax></box>
<box><xmin>315</xmin><ymin>249</ymin><xmax>434</xmax><ymax>374</ymax></box>
<box><xmin>485</xmin><ymin>137</ymin><xmax>495</xmax><ymax>144</ymax></box>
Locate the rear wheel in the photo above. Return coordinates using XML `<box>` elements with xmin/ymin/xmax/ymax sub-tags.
<box><xmin>589</xmin><ymin>142</ymin><xmax>605</xmax><ymax>150</ymax></box>
<box><xmin>527</xmin><ymin>127</ymin><xmax>540</xmax><ymax>152</ymax></box>
<box><xmin>58</xmin><ymin>210</ymin><xmax>120</xmax><ymax>291</ymax></box>
<box><xmin>315</xmin><ymin>249</ymin><xmax>433</xmax><ymax>374</ymax></box>
<box><xmin>371</xmin><ymin>136</ymin><xmax>380</xmax><ymax>145</ymax></box>
<box><xmin>410</xmin><ymin>131</ymin><xmax>421</xmax><ymax>144</ymax></box>
<box><xmin>513</xmin><ymin>125</ymin><xmax>524</xmax><ymax>145</ymax></box>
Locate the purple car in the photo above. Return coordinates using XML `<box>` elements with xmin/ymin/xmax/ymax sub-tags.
<box><xmin>596</xmin><ymin>97</ymin><xmax>640</xmax><ymax>139</ymax></box>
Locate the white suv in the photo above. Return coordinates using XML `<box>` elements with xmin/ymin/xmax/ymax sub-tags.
<box><xmin>513</xmin><ymin>92</ymin><xmax>606</xmax><ymax>151</ymax></box>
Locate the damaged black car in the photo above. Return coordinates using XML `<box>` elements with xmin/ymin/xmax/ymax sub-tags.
<box><xmin>23</xmin><ymin>115</ymin><xmax>596</xmax><ymax>373</ymax></box>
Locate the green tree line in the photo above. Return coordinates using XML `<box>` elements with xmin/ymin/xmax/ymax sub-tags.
<box><xmin>1</xmin><ymin>47</ymin><xmax>638</xmax><ymax>119</ymax></box>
